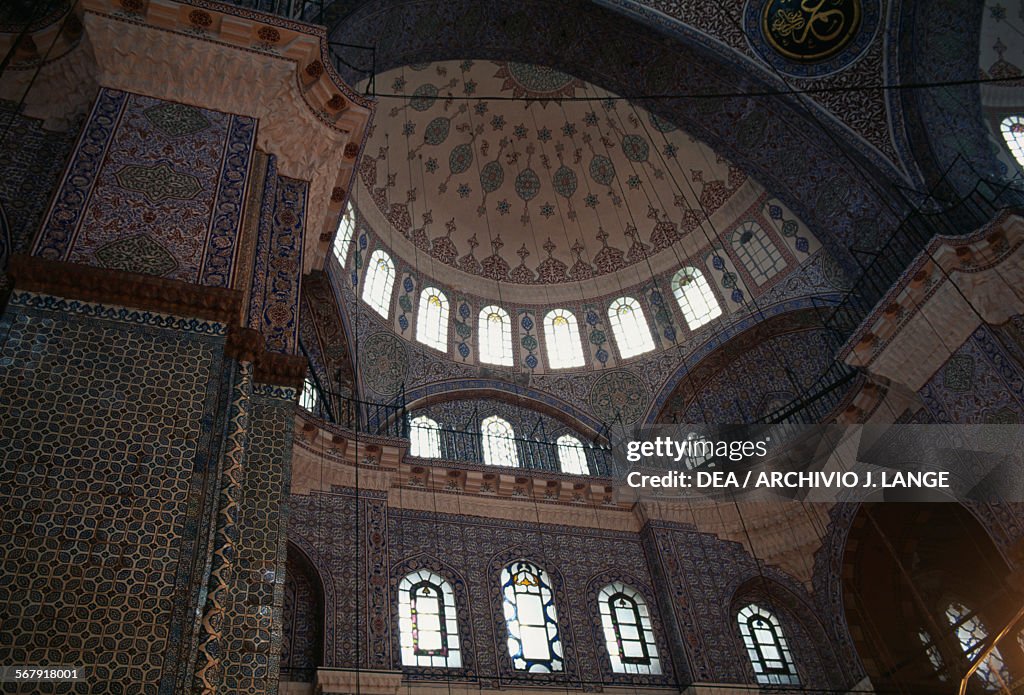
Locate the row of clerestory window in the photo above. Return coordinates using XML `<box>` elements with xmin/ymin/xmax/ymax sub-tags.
<box><xmin>334</xmin><ymin>212</ymin><xmax>723</xmax><ymax>367</ymax></box>
<box><xmin>409</xmin><ymin>414</ymin><xmax>590</xmax><ymax>474</ymax></box>
<box><xmin>398</xmin><ymin>561</ymin><xmax>799</xmax><ymax>683</ymax></box>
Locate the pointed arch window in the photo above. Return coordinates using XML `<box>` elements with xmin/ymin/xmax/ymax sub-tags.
<box><xmin>737</xmin><ymin>604</ymin><xmax>799</xmax><ymax>686</ymax></box>
<box><xmin>479</xmin><ymin>305</ymin><xmax>513</xmax><ymax>366</ymax></box>
<box><xmin>410</xmin><ymin>415</ymin><xmax>442</xmax><ymax>459</ymax></box>
<box><xmin>556</xmin><ymin>434</ymin><xmax>589</xmax><ymax>475</ymax></box>
<box><xmin>482</xmin><ymin>415</ymin><xmax>518</xmax><ymax>467</ymax></box>
<box><xmin>1001</xmin><ymin>115</ymin><xmax>1024</xmax><ymax>168</ymax></box>
<box><xmin>398</xmin><ymin>570</ymin><xmax>461</xmax><ymax>668</ymax></box>
<box><xmin>672</xmin><ymin>268</ymin><xmax>721</xmax><ymax>329</ymax></box>
<box><xmin>608</xmin><ymin>297</ymin><xmax>655</xmax><ymax>358</ymax></box>
<box><xmin>598</xmin><ymin>583</ymin><xmax>661</xmax><ymax>675</ymax></box>
<box><xmin>333</xmin><ymin>206</ymin><xmax>356</xmax><ymax>266</ymax></box>
<box><xmin>363</xmin><ymin>249</ymin><xmax>396</xmax><ymax>318</ymax></box>
<box><xmin>543</xmin><ymin>309</ymin><xmax>585</xmax><ymax>369</ymax></box>
<box><xmin>733</xmin><ymin>222</ymin><xmax>786</xmax><ymax>285</ymax></box>
<box><xmin>416</xmin><ymin>287</ymin><xmax>450</xmax><ymax>352</ymax></box>
<box><xmin>501</xmin><ymin>560</ymin><xmax>563</xmax><ymax>672</ymax></box>
<box><xmin>945</xmin><ymin>601</ymin><xmax>1009</xmax><ymax>691</ymax></box>
<box><xmin>299</xmin><ymin>374</ymin><xmax>319</xmax><ymax>413</ymax></box>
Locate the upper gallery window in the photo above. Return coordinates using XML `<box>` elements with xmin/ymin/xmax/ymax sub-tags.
<box><xmin>543</xmin><ymin>309</ymin><xmax>585</xmax><ymax>369</ymax></box>
<box><xmin>397</xmin><ymin>569</ymin><xmax>461</xmax><ymax>668</ymax></box>
<box><xmin>597</xmin><ymin>583</ymin><xmax>661</xmax><ymax>675</ymax></box>
<box><xmin>672</xmin><ymin>267</ymin><xmax>722</xmax><ymax>330</ymax></box>
<box><xmin>333</xmin><ymin>206</ymin><xmax>356</xmax><ymax>266</ymax></box>
<box><xmin>556</xmin><ymin>434</ymin><xmax>589</xmax><ymax>475</ymax></box>
<box><xmin>945</xmin><ymin>601</ymin><xmax>1008</xmax><ymax>691</ymax></box>
<box><xmin>737</xmin><ymin>604</ymin><xmax>799</xmax><ymax>686</ymax></box>
<box><xmin>917</xmin><ymin>629</ymin><xmax>948</xmax><ymax>682</ymax></box>
<box><xmin>501</xmin><ymin>560</ymin><xmax>563</xmax><ymax>672</ymax></box>
<box><xmin>479</xmin><ymin>305</ymin><xmax>514</xmax><ymax>366</ymax></box>
<box><xmin>299</xmin><ymin>374</ymin><xmax>319</xmax><ymax>413</ymax></box>
<box><xmin>1000</xmin><ymin>115</ymin><xmax>1024</xmax><ymax>168</ymax></box>
<box><xmin>732</xmin><ymin>222</ymin><xmax>786</xmax><ymax>285</ymax></box>
<box><xmin>481</xmin><ymin>415</ymin><xmax>518</xmax><ymax>467</ymax></box>
<box><xmin>409</xmin><ymin>415</ymin><xmax>442</xmax><ymax>459</ymax></box>
<box><xmin>363</xmin><ymin>249</ymin><xmax>396</xmax><ymax>318</ymax></box>
<box><xmin>608</xmin><ymin>297</ymin><xmax>655</xmax><ymax>358</ymax></box>
<box><xmin>416</xmin><ymin>287</ymin><xmax>450</xmax><ymax>352</ymax></box>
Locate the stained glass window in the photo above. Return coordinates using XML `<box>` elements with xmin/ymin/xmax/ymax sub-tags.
<box><xmin>410</xmin><ymin>415</ymin><xmax>441</xmax><ymax>459</ymax></box>
<box><xmin>416</xmin><ymin>287</ymin><xmax>450</xmax><ymax>352</ymax></box>
<box><xmin>732</xmin><ymin>222</ymin><xmax>786</xmax><ymax>285</ymax></box>
<box><xmin>598</xmin><ymin>583</ymin><xmax>661</xmax><ymax>675</ymax></box>
<box><xmin>918</xmin><ymin>629</ymin><xmax>948</xmax><ymax>681</ymax></box>
<box><xmin>608</xmin><ymin>297</ymin><xmax>655</xmax><ymax>358</ymax></box>
<box><xmin>398</xmin><ymin>570</ymin><xmax>461</xmax><ymax>668</ymax></box>
<box><xmin>1001</xmin><ymin>115</ymin><xmax>1024</xmax><ymax>168</ymax></box>
<box><xmin>543</xmin><ymin>309</ymin><xmax>585</xmax><ymax>369</ymax></box>
<box><xmin>945</xmin><ymin>601</ymin><xmax>1009</xmax><ymax>691</ymax></box>
<box><xmin>672</xmin><ymin>267</ymin><xmax>721</xmax><ymax>329</ymax></box>
<box><xmin>333</xmin><ymin>206</ymin><xmax>355</xmax><ymax>266</ymax></box>
<box><xmin>482</xmin><ymin>415</ymin><xmax>518</xmax><ymax>467</ymax></box>
<box><xmin>363</xmin><ymin>249</ymin><xmax>396</xmax><ymax>318</ymax></box>
<box><xmin>479</xmin><ymin>305</ymin><xmax>513</xmax><ymax>366</ymax></box>
<box><xmin>501</xmin><ymin>560</ymin><xmax>563</xmax><ymax>672</ymax></box>
<box><xmin>556</xmin><ymin>434</ymin><xmax>589</xmax><ymax>475</ymax></box>
<box><xmin>737</xmin><ymin>604</ymin><xmax>799</xmax><ymax>686</ymax></box>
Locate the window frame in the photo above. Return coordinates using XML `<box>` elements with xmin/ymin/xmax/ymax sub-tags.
<box><xmin>1000</xmin><ymin>115</ymin><xmax>1024</xmax><ymax>170</ymax></box>
<box><xmin>409</xmin><ymin>415</ymin><xmax>442</xmax><ymax>459</ymax></box>
<box><xmin>555</xmin><ymin>434</ymin><xmax>589</xmax><ymax>475</ymax></box>
<box><xmin>397</xmin><ymin>569</ymin><xmax>462</xmax><ymax>669</ymax></box>
<box><xmin>543</xmin><ymin>308</ymin><xmax>585</xmax><ymax>369</ymax></box>
<box><xmin>479</xmin><ymin>305</ymin><xmax>514</xmax><ymax>366</ymax></box>
<box><xmin>607</xmin><ymin>296</ymin><xmax>655</xmax><ymax>359</ymax></box>
<box><xmin>672</xmin><ymin>267</ymin><xmax>722</xmax><ymax>330</ymax></box>
<box><xmin>598</xmin><ymin>582</ymin><xmax>661</xmax><ymax>675</ymax></box>
<box><xmin>736</xmin><ymin>603</ymin><xmax>799</xmax><ymax>686</ymax></box>
<box><xmin>333</xmin><ymin>206</ymin><xmax>356</xmax><ymax>266</ymax></box>
<box><xmin>731</xmin><ymin>222</ymin><xmax>786</xmax><ymax>285</ymax></box>
<box><xmin>481</xmin><ymin>415</ymin><xmax>519</xmax><ymax>467</ymax></box>
<box><xmin>362</xmin><ymin>249</ymin><xmax>396</xmax><ymax>319</ymax></box>
<box><xmin>416</xmin><ymin>287</ymin><xmax>450</xmax><ymax>352</ymax></box>
<box><xmin>501</xmin><ymin>560</ymin><xmax>564</xmax><ymax>673</ymax></box>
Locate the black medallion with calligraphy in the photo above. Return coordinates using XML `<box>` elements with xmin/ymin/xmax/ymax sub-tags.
<box><xmin>761</xmin><ymin>0</ymin><xmax>861</xmax><ymax>63</ymax></box>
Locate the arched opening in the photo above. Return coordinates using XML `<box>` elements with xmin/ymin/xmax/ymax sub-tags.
<box><xmin>281</xmin><ymin>543</ymin><xmax>326</xmax><ymax>683</ymax></box>
<box><xmin>842</xmin><ymin>503</ymin><xmax>1022</xmax><ymax>693</ymax></box>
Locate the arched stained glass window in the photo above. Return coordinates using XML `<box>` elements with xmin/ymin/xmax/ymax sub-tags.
<box><xmin>556</xmin><ymin>434</ymin><xmax>589</xmax><ymax>475</ymax></box>
<box><xmin>598</xmin><ymin>583</ymin><xmax>661</xmax><ymax>675</ymax></box>
<box><xmin>482</xmin><ymin>415</ymin><xmax>518</xmax><ymax>467</ymax></box>
<box><xmin>416</xmin><ymin>287</ymin><xmax>450</xmax><ymax>352</ymax></box>
<box><xmin>732</xmin><ymin>222</ymin><xmax>786</xmax><ymax>285</ymax></box>
<box><xmin>363</xmin><ymin>249</ymin><xmax>396</xmax><ymax>318</ymax></box>
<box><xmin>543</xmin><ymin>309</ymin><xmax>585</xmax><ymax>369</ymax></box>
<box><xmin>917</xmin><ymin>629</ymin><xmax>948</xmax><ymax>682</ymax></box>
<box><xmin>946</xmin><ymin>601</ymin><xmax>1009</xmax><ymax>691</ymax></box>
<box><xmin>1001</xmin><ymin>115</ymin><xmax>1024</xmax><ymax>168</ymax></box>
<box><xmin>501</xmin><ymin>560</ymin><xmax>563</xmax><ymax>672</ymax></box>
<box><xmin>479</xmin><ymin>305</ymin><xmax>513</xmax><ymax>366</ymax></box>
<box><xmin>398</xmin><ymin>570</ymin><xmax>461</xmax><ymax>668</ymax></box>
<box><xmin>672</xmin><ymin>267</ymin><xmax>721</xmax><ymax>330</ymax></box>
<box><xmin>299</xmin><ymin>374</ymin><xmax>318</xmax><ymax>413</ymax></box>
<box><xmin>410</xmin><ymin>415</ymin><xmax>441</xmax><ymax>459</ymax></box>
<box><xmin>608</xmin><ymin>297</ymin><xmax>655</xmax><ymax>358</ymax></box>
<box><xmin>333</xmin><ymin>206</ymin><xmax>355</xmax><ymax>266</ymax></box>
<box><xmin>737</xmin><ymin>604</ymin><xmax>799</xmax><ymax>686</ymax></box>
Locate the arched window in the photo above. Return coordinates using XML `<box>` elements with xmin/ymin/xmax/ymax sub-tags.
<box><xmin>737</xmin><ymin>604</ymin><xmax>799</xmax><ymax>686</ymax></box>
<box><xmin>681</xmin><ymin>432</ymin><xmax>712</xmax><ymax>470</ymax></box>
<box><xmin>333</xmin><ymin>206</ymin><xmax>355</xmax><ymax>266</ymax></box>
<box><xmin>479</xmin><ymin>305</ymin><xmax>513</xmax><ymax>366</ymax></box>
<box><xmin>299</xmin><ymin>374</ymin><xmax>318</xmax><ymax>413</ymax></box>
<box><xmin>410</xmin><ymin>415</ymin><xmax>441</xmax><ymax>459</ymax></box>
<box><xmin>1000</xmin><ymin>115</ymin><xmax>1024</xmax><ymax>168</ymax></box>
<box><xmin>501</xmin><ymin>560</ymin><xmax>563</xmax><ymax>672</ymax></box>
<box><xmin>732</xmin><ymin>222</ymin><xmax>785</xmax><ymax>285</ymax></box>
<box><xmin>363</xmin><ymin>249</ymin><xmax>396</xmax><ymax>318</ymax></box>
<box><xmin>672</xmin><ymin>268</ymin><xmax>721</xmax><ymax>329</ymax></box>
<box><xmin>543</xmin><ymin>309</ymin><xmax>585</xmax><ymax>369</ymax></box>
<box><xmin>398</xmin><ymin>570</ymin><xmax>461</xmax><ymax>668</ymax></box>
<box><xmin>416</xmin><ymin>287</ymin><xmax>450</xmax><ymax>351</ymax></box>
<box><xmin>598</xmin><ymin>583</ymin><xmax>661</xmax><ymax>675</ymax></box>
<box><xmin>608</xmin><ymin>297</ymin><xmax>655</xmax><ymax>358</ymax></box>
<box><xmin>556</xmin><ymin>434</ymin><xmax>589</xmax><ymax>475</ymax></box>
<box><xmin>481</xmin><ymin>415</ymin><xmax>518</xmax><ymax>467</ymax></box>
<box><xmin>945</xmin><ymin>601</ymin><xmax>1009</xmax><ymax>691</ymax></box>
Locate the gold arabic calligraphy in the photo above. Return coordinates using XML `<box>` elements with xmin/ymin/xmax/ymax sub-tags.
<box><xmin>763</xmin><ymin>0</ymin><xmax>861</xmax><ymax>62</ymax></box>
